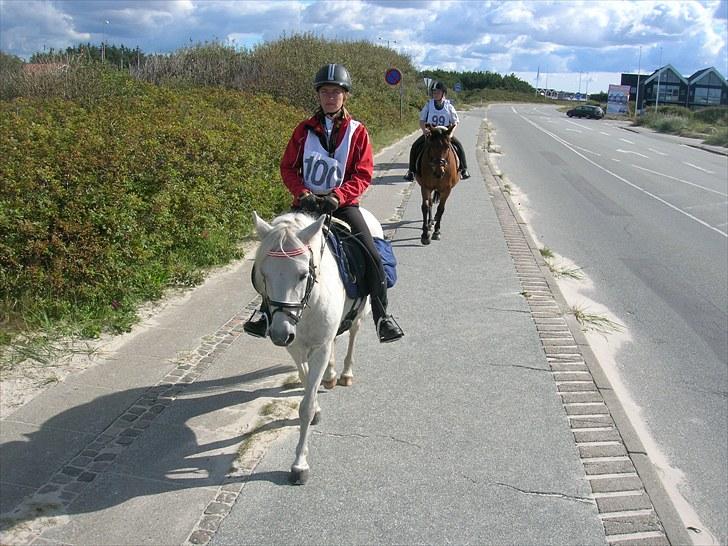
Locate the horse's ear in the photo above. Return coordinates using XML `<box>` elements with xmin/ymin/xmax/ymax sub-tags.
<box><xmin>253</xmin><ymin>212</ymin><xmax>272</xmax><ymax>240</ymax></box>
<box><xmin>446</xmin><ymin>125</ymin><xmax>455</xmax><ymax>135</ymax></box>
<box><xmin>296</xmin><ymin>215</ymin><xmax>326</xmax><ymax>245</ymax></box>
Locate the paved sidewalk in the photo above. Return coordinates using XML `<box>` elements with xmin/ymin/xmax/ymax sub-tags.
<box><xmin>0</xmin><ymin>109</ymin><xmax>668</xmax><ymax>545</ymax></box>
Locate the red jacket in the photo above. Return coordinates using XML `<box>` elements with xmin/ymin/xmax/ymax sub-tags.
<box><xmin>280</xmin><ymin>113</ymin><xmax>373</xmax><ymax>207</ymax></box>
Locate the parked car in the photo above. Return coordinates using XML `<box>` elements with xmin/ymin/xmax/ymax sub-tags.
<box><xmin>567</xmin><ymin>105</ymin><xmax>604</xmax><ymax>119</ymax></box>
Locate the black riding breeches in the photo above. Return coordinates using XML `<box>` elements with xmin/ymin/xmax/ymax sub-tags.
<box><xmin>333</xmin><ymin>205</ymin><xmax>388</xmax><ymax>321</ymax></box>
<box><xmin>408</xmin><ymin>134</ymin><xmax>467</xmax><ymax>172</ymax></box>
<box><xmin>451</xmin><ymin>136</ymin><xmax>467</xmax><ymax>169</ymax></box>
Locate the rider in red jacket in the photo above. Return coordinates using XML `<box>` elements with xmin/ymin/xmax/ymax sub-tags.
<box><xmin>281</xmin><ymin>111</ymin><xmax>373</xmax><ymax>209</ymax></box>
<box><xmin>244</xmin><ymin>64</ymin><xmax>404</xmax><ymax>343</ymax></box>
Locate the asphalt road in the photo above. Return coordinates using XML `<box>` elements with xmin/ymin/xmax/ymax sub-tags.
<box><xmin>486</xmin><ymin>103</ymin><xmax>728</xmax><ymax>544</ymax></box>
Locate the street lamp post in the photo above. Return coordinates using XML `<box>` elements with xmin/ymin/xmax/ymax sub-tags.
<box><xmin>101</xmin><ymin>20</ymin><xmax>109</xmax><ymax>63</ymax></box>
<box><xmin>655</xmin><ymin>47</ymin><xmax>663</xmax><ymax>110</ymax></box>
<box><xmin>634</xmin><ymin>46</ymin><xmax>642</xmax><ymax>119</ymax></box>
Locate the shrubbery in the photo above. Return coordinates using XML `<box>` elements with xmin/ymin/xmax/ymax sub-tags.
<box><xmin>634</xmin><ymin>105</ymin><xmax>728</xmax><ymax>146</ymax></box>
<box><xmin>1</xmin><ymin>79</ymin><xmax>305</xmax><ymax>343</ymax></box>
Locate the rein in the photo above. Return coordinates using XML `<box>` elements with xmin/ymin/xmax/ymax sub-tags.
<box><xmin>424</xmin><ymin>129</ymin><xmax>454</xmax><ymax>178</ymax></box>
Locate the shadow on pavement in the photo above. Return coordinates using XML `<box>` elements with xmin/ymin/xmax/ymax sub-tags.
<box><xmin>0</xmin><ymin>364</ymin><xmax>304</xmax><ymax>530</ymax></box>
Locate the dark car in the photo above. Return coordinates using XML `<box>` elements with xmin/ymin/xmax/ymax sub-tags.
<box><xmin>567</xmin><ymin>104</ymin><xmax>604</xmax><ymax>119</ymax></box>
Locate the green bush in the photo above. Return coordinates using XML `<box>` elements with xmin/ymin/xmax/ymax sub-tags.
<box><xmin>1</xmin><ymin>81</ymin><xmax>304</xmax><ymax>340</ymax></box>
<box><xmin>692</xmin><ymin>106</ymin><xmax>728</xmax><ymax>124</ymax></box>
<box><xmin>652</xmin><ymin>114</ymin><xmax>690</xmax><ymax>133</ymax></box>
<box><xmin>703</xmin><ymin>126</ymin><xmax>728</xmax><ymax>146</ymax></box>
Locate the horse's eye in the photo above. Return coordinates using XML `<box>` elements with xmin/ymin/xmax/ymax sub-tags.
<box><xmin>299</xmin><ymin>273</ymin><xmax>307</xmax><ymax>282</ymax></box>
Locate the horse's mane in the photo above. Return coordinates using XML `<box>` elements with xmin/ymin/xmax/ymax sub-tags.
<box><xmin>255</xmin><ymin>212</ymin><xmax>318</xmax><ymax>263</ymax></box>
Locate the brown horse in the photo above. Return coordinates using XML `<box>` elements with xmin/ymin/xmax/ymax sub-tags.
<box><xmin>415</xmin><ymin>125</ymin><xmax>460</xmax><ymax>245</ymax></box>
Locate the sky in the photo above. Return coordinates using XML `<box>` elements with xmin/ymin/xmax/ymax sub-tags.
<box><xmin>1</xmin><ymin>0</ymin><xmax>727</xmax><ymax>94</ymax></box>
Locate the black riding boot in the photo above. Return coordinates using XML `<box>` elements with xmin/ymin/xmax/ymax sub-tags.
<box><xmin>243</xmin><ymin>302</ymin><xmax>270</xmax><ymax>338</ymax></box>
<box><xmin>370</xmin><ymin>284</ymin><xmax>404</xmax><ymax>343</ymax></box>
<box><xmin>404</xmin><ymin>135</ymin><xmax>426</xmax><ymax>181</ymax></box>
<box><xmin>451</xmin><ymin>137</ymin><xmax>470</xmax><ymax>179</ymax></box>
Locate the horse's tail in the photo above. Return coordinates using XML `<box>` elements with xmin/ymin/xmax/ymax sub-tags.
<box><xmin>433</xmin><ymin>190</ymin><xmax>441</xmax><ymax>204</ymax></box>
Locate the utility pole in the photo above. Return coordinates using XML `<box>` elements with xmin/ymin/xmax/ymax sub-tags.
<box><xmin>634</xmin><ymin>46</ymin><xmax>642</xmax><ymax>119</ymax></box>
<box><xmin>655</xmin><ymin>47</ymin><xmax>663</xmax><ymax>110</ymax></box>
<box><xmin>101</xmin><ymin>20</ymin><xmax>109</xmax><ymax>63</ymax></box>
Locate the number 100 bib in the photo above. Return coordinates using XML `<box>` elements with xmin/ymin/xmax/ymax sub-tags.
<box><xmin>302</xmin><ymin>120</ymin><xmax>360</xmax><ymax>194</ymax></box>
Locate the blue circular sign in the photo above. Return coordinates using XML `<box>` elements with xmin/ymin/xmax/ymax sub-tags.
<box><xmin>385</xmin><ymin>68</ymin><xmax>402</xmax><ymax>86</ymax></box>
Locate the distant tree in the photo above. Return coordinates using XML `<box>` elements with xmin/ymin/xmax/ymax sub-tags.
<box><xmin>0</xmin><ymin>51</ymin><xmax>23</xmax><ymax>72</ymax></box>
<box><xmin>29</xmin><ymin>43</ymin><xmax>146</xmax><ymax>68</ymax></box>
<box><xmin>420</xmin><ymin>69</ymin><xmax>533</xmax><ymax>94</ymax></box>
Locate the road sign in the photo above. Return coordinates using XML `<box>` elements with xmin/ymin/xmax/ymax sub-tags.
<box><xmin>453</xmin><ymin>82</ymin><xmax>462</xmax><ymax>92</ymax></box>
<box><xmin>385</xmin><ymin>68</ymin><xmax>402</xmax><ymax>86</ymax></box>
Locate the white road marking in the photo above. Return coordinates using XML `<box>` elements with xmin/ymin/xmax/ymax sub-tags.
<box><xmin>519</xmin><ymin>115</ymin><xmax>728</xmax><ymax>238</ymax></box>
<box><xmin>575</xmin><ymin>146</ymin><xmax>601</xmax><ymax>156</ymax></box>
<box><xmin>648</xmin><ymin>147</ymin><xmax>668</xmax><ymax>156</ymax></box>
<box><xmin>682</xmin><ymin>161</ymin><xmax>715</xmax><ymax>174</ymax></box>
<box><xmin>616</xmin><ymin>149</ymin><xmax>649</xmax><ymax>158</ymax></box>
<box><xmin>620</xmin><ymin>138</ymin><xmax>635</xmax><ymax>144</ymax></box>
<box><xmin>632</xmin><ymin>165</ymin><xmax>728</xmax><ymax>196</ymax></box>
<box><xmin>565</xmin><ymin>119</ymin><xmax>594</xmax><ymax>131</ymax></box>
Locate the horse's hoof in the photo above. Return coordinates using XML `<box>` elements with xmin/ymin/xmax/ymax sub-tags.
<box><xmin>421</xmin><ymin>237</ymin><xmax>430</xmax><ymax>245</ymax></box>
<box><xmin>289</xmin><ymin>468</ymin><xmax>309</xmax><ymax>485</ymax></box>
<box><xmin>432</xmin><ymin>232</ymin><xmax>440</xmax><ymax>240</ymax></box>
<box><xmin>337</xmin><ymin>376</ymin><xmax>353</xmax><ymax>387</ymax></box>
<box><xmin>321</xmin><ymin>378</ymin><xmax>336</xmax><ymax>390</ymax></box>
<box><xmin>311</xmin><ymin>411</ymin><xmax>321</xmax><ymax>425</ymax></box>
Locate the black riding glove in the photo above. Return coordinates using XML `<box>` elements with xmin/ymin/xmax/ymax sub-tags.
<box><xmin>299</xmin><ymin>192</ymin><xmax>318</xmax><ymax>212</ymax></box>
<box><xmin>319</xmin><ymin>194</ymin><xmax>339</xmax><ymax>214</ymax></box>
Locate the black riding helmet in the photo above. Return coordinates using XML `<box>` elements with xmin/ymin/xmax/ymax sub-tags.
<box><xmin>432</xmin><ymin>81</ymin><xmax>447</xmax><ymax>95</ymax></box>
<box><xmin>314</xmin><ymin>64</ymin><xmax>352</xmax><ymax>92</ymax></box>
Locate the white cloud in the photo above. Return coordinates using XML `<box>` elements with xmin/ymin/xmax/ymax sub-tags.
<box><xmin>1</xmin><ymin>0</ymin><xmax>725</xmax><ymax>93</ymax></box>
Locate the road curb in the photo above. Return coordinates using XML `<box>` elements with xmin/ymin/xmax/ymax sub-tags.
<box><xmin>477</xmin><ymin>119</ymin><xmax>687</xmax><ymax>546</ymax></box>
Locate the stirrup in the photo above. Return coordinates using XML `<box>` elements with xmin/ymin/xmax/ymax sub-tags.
<box><xmin>376</xmin><ymin>315</ymin><xmax>404</xmax><ymax>343</ymax></box>
<box><xmin>243</xmin><ymin>310</ymin><xmax>270</xmax><ymax>338</ymax></box>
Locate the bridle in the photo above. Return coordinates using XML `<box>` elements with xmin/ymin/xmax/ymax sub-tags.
<box><xmin>426</xmin><ymin>134</ymin><xmax>452</xmax><ymax>177</ymax></box>
<box><xmin>258</xmin><ymin>217</ymin><xmax>329</xmax><ymax>325</ymax></box>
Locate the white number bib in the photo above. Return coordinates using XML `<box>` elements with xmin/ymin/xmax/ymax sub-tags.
<box><xmin>425</xmin><ymin>100</ymin><xmax>454</xmax><ymax>127</ymax></box>
<box><xmin>302</xmin><ymin>120</ymin><xmax>360</xmax><ymax>194</ymax></box>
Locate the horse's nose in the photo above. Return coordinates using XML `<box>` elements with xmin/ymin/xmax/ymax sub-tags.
<box><xmin>271</xmin><ymin>331</ymin><xmax>295</xmax><ymax>347</ymax></box>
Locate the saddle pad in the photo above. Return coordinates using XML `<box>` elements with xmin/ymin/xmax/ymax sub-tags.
<box><xmin>326</xmin><ymin>228</ymin><xmax>397</xmax><ymax>299</ymax></box>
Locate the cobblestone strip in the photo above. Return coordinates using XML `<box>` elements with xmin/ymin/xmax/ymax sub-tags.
<box><xmin>479</xmin><ymin>128</ymin><xmax>669</xmax><ymax>546</ymax></box>
<box><xmin>0</xmin><ymin>304</ymin><xmax>257</xmax><ymax>545</ymax></box>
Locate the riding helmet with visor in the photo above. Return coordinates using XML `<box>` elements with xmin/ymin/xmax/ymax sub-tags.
<box><xmin>432</xmin><ymin>81</ymin><xmax>447</xmax><ymax>95</ymax></box>
<box><xmin>314</xmin><ymin>64</ymin><xmax>352</xmax><ymax>92</ymax></box>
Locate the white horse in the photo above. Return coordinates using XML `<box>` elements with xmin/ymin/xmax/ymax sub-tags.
<box><xmin>252</xmin><ymin>209</ymin><xmax>381</xmax><ymax>484</ymax></box>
